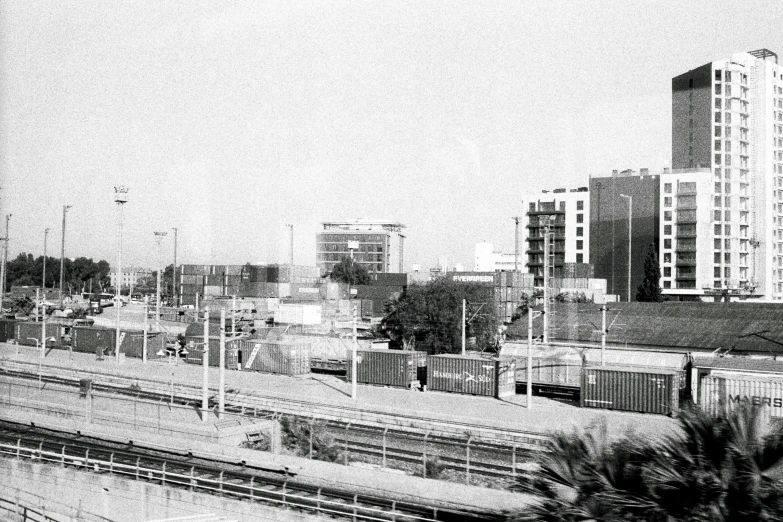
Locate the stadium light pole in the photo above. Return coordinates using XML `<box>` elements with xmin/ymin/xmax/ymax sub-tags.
<box><xmin>114</xmin><ymin>187</ymin><xmax>129</xmax><ymax>363</ymax></box>
<box><xmin>59</xmin><ymin>205</ymin><xmax>72</xmax><ymax>307</ymax></box>
<box><xmin>154</xmin><ymin>231</ymin><xmax>168</xmax><ymax>321</ymax></box>
<box><xmin>619</xmin><ymin>194</ymin><xmax>632</xmax><ymax>303</ymax></box>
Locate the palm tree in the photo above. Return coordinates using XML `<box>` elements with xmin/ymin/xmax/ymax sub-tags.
<box><xmin>509</xmin><ymin>406</ymin><xmax>783</xmax><ymax>522</ymax></box>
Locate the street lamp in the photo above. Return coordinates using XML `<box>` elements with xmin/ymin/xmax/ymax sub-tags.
<box><xmin>619</xmin><ymin>194</ymin><xmax>633</xmax><ymax>303</ymax></box>
<box><xmin>114</xmin><ymin>187</ymin><xmax>129</xmax><ymax>363</ymax></box>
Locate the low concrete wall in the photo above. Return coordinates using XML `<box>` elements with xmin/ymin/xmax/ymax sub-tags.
<box><xmin>0</xmin><ymin>458</ymin><xmax>328</xmax><ymax>522</ymax></box>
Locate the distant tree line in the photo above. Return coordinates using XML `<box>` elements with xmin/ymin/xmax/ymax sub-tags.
<box><xmin>5</xmin><ymin>253</ymin><xmax>111</xmax><ymax>294</ymax></box>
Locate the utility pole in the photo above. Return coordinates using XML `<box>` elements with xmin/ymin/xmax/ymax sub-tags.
<box><xmin>620</xmin><ymin>194</ymin><xmax>633</xmax><ymax>302</ymax></box>
<box><xmin>114</xmin><ymin>187</ymin><xmax>128</xmax><ymax>363</ymax></box>
<box><xmin>42</xmin><ymin>228</ymin><xmax>50</xmax><ymax>293</ymax></box>
<box><xmin>231</xmin><ymin>294</ymin><xmax>236</xmax><ymax>337</ymax></box>
<box><xmin>351</xmin><ymin>305</ymin><xmax>358</xmax><ymax>400</ymax></box>
<box><xmin>0</xmin><ymin>214</ymin><xmax>10</xmax><ymax>314</ymax></box>
<box><xmin>59</xmin><ymin>205</ymin><xmax>72</xmax><ymax>307</ymax></box>
<box><xmin>142</xmin><ymin>300</ymin><xmax>148</xmax><ymax>363</ymax></box>
<box><xmin>513</xmin><ymin>217</ymin><xmax>520</xmax><ymax>273</ymax></box>
<box><xmin>286</xmin><ymin>224</ymin><xmax>294</xmax><ymax>266</ymax></box>
<box><xmin>172</xmin><ymin>227</ymin><xmax>178</xmax><ymax>307</ymax></box>
<box><xmin>526</xmin><ymin>310</ymin><xmax>535</xmax><ymax>409</ymax></box>
<box><xmin>218</xmin><ymin>308</ymin><xmax>226</xmax><ymax>418</ymax></box>
<box><xmin>202</xmin><ymin>308</ymin><xmax>210</xmax><ymax>422</ymax></box>
<box><xmin>542</xmin><ymin>220</ymin><xmax>550</xmax><ymax>345</ymax></box>
<box><xmin>154</xmin><ymin>231</ymin><xmax>167</xmax><ymax>321</ymax></box>
<box><xmin>601</xmin><ymin>305</ymin><xmax>607</xmax><ymax>366</ymax></box>
<box><xmin>461</xmin><ymin>299</ymin><xmax>467</xmax><ymax>355</ymax></box>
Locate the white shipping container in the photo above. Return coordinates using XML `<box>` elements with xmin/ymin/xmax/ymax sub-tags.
<box><xmin>699</xmin><ymin>374</ymin><xmax>783</xmax><ymax>420</ymax></box>
<box><xmin>274</xmin><ymin>304</ymin><xmax>322</xmax><ymax>325</ymax></box>
<box><xmin>203</xmin><ymin>285</ymin><xmax>223</xmax><ymax>296</ymax></box>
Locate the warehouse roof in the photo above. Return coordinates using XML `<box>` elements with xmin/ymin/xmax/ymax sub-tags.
<box><xmin>693</xmin><ymin>357</ymin><xmax>783</xmax><ymax>374</ymax></box>
<box><xmin>525</xmin><ymin>302</ymin><xmax>783</xmax><ymax>355</ymax></box>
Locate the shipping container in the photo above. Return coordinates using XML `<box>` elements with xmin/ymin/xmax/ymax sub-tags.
<box><xmin>699</xmin><ymin>374</ymin><xmax>783</xmax><ymax>420</ymax></box>
<box><xmin>274</xmin><ymin>304</ymin><xmax>322</xmax><ymax>325</ymax></box>
<box><xmin>501</xmin><ymin>344</ymin><xmax>688</xmax><ymax>391</ymax></box>
<box><xmin>370</xmin><ymin>273</ymin><xmax>408</xmax><ymax>287</ymax></box>
<box><xmin>240</xmin><ymin>340</ymin><xmax>310</xmax><ymax>375</ymax></box>
<box><xmin>206</xmin><ymin>275</ymin><xmax>225</xmax><ymax>286</ymax></box>
<box><xmin>346</xmin><ymin>348</ymin><xmax>426</xmax><ymax>388</ymax></box>
<box><xmin>184</xmin><ymin>336</ymin><xmax>243</xmax><ymax>369</ymax></box>
<box><xmin>290</xmin><ymin>283</ymin><xmax>323</xmax><ymax>301</ymax></box>
<box><xmin>224</xmin><ymin>265</ymin><xmax>243</xmax><ymax>276</ymax></box>
<box><xmin>427</xmin><ymin>354</ymin><xmax>516</xmax><ymax>398</ymax></box>
<box><xmin>71</xmin><ymin>327</ymin><xmax>118</xmax><ymax>354</ymax></box>
<box><xmin>121</xmin><ymin>332</ymin><xmax>166</xmax><ymax>359</ymax></box>
<box><xmin>0</xmin><ymin>319</ymin><xmax>16</xmax><ymax>342</ymax></box>
<box><xmin>581</xmin><ymin>366</ymin><xmax>681</xmax><ymax>416</ymax></box>
<box><xmin>16</xmin><ymin>322</ymin><xmax>64</xmax><ymax>347</ymax></box>
<box><xmin>691</xmin><ymin>357</ymin><xmax>783</xmax><ymax>404</ymax></box>
<box><xmin>182</xmin><ymin>265</ymin><xmax>211</xmax><ymax>276</ymax></box>
<box><xmin>204</xmin><ymin>285</ymin><xmax>223</xmax><ymax>297</ymax></box>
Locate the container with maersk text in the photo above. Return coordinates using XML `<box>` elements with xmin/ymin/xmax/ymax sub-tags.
<box><xmin>699</xmin><ymin>374</ymin><xmax>783</xmax><ymax>422</ymax></box>
<box><xmin>427</xmin><ymin>354</ymin><xmax>516</xmax><ymax>398</ymax></box>
<box><xmin>580</xmin><ymin>366</ymin><xmax>681</xmax><ymax>416</ymax></box>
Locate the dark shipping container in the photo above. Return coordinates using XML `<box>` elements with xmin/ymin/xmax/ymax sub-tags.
<box><xmin>0</xmin><ymin>319</ymin><xmax>17</xmax><ymax>342</ymax></box>
<box><xmin>16</xmin><ymin>322</ymin><xmax>64</xmax><ymax>347</ymax></box>
<box><xmin>346</xmin><ymin>348</ymin><xmax>427</xmax><ymax>388</ymax></box>
<box><xmin>580</xmin><ymin>366</ymin><xmax>681</xmax><ymax>416</ymax></box>
<box><xmin>184</xmin><ymin>336</ymin><xmax>242</xmax><ymax>369</ymax></box>
<box><xmin>427</xmin><ymin>354</ymin><xmax>516</xmax><ymax>398</ymax></box>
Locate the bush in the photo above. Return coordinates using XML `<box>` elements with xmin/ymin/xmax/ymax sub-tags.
<box><xmin>280</xmin><ymin>416</ymin><xmax>342</xmax><ymax>463</ymax></box>
<box><xmin>422</xmin><ymin>455</ymin><xmax>446</xmax><ymax>479</ymax></box>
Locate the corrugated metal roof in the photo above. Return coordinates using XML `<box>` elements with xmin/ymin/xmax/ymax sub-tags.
<box><xmin>693</xmin><ymin>357</ymin><xmax>783</xmax><ymax>374</ymax></box>
<box><xmin>525</xmin><ymin>302</ymin><xmax>783</xmax><ymax>354</ymax></box>
<box><xmin>499</xmin><ymin>343</ymin><xmax>688</xmax><ymax>370</ymax></box>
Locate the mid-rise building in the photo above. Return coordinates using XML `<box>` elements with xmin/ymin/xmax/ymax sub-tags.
<box><xmin>672</xmin><ymin>49</ymin><xmax>783</xmax><ymax>299</ymax></box>
<box><xmin>110</xmin><ymin>267</ymin><xmax>153</xmax><ymax>290</ymax></box>
<box><xmin>316</xmin><ymin>220</ymin><xmax>406</xmax><ymax>275</ymax></box>
<box><xmin>474</xmin><ymin>242</ymin><xmax>518</xmax><ymax>272</ymax></box>
<box><xmin>589</xmin><ymin>169</ymin><xmax>661</xmax><ymax>301</ymax></box>
<box><xmin>521</xmin><ymin>187</ymin><xmax>590</xmax><ymax>287</ymax></box>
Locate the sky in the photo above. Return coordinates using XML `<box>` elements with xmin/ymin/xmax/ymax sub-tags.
<box><xmin>1</xmin><ymin>0</ymin><xmax>782</xmax><ymax>271</ymax></box>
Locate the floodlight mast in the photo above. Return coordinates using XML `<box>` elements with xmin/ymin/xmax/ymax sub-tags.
<box><xmin>114</xmin><ymin>187</ymin><xmax>128</xmax><ymax>363</ymax></box>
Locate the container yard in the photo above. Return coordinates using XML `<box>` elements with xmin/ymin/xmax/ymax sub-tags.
<box><xmin>427</xmin><ymin>354</ymin><xmax>516</xmax><ymax>398</ymax></box>
<box><xmin>346</xmin><ymin>348</ymin><xmax>426</xmax><ymax>388</ymax></box>
<box><xmin>580</xmin><ymin>366</ymin><xmax>682</xmax><ymax>416</ymax></box>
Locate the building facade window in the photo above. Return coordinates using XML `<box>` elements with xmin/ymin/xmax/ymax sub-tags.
<box><xmin>664</xmin><ymin>225</ymin><xmax>672</xmax><ymax>235</ymax></box>
<box><xmin>576</xmin><ymin>253</ymin><xmax>583</xmax><ymax>263</ymax></box>
<box><xmin>576</xmin><ymin>214</ymin><xmax>583</xmax><ymax>223</ymax></box>
<box><xmin>576</xmin><ymin>227</ymin><xmax>583</xmax><ymax>237</ymax></box>
<box><xmin>664</xmin><ymin>238</ymin><xmax>672</xmax><ymax>249</ymax></box>
<box><xmin>664</xmin><ymin>183</ymin><xmax>672</xmax><ymax>193</ymax></box>
<box><xmin>664</xmin><ymin>211</ymin><xmax>672</xmax><ymax>221</ymax></box>
<box><xmin>576</xmin><ymin>240</ymin><xmax>583</xmax><ymax>250</ymax></box>
<box><xmin>577</xmin><ymin>200</ymin><xmax>584</xmax><ymax>210</ymax></box>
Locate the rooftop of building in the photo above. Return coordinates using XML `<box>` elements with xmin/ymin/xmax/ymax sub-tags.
<box><xmin>321</xmin><ymin>219</ymin><xmax>406</xmax><ymax>231</ymax></box>
<box><xmin>517</xmin><ymin>302</ymin><xmax>783</xmax><ymax>355</ymax></box>
<box><xmin>748</xmin><ymin>48</ymin><xmax>777</xmax><ymax>63</ymax></box>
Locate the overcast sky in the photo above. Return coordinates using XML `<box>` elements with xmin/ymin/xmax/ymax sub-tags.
<box><xmin>1</xmin><ymin>1</ymin><xmax>781</xmax><ymax>271</ymax></box>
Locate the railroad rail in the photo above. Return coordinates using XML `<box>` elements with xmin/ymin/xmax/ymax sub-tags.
<box><xmin>0</xmin><ymin>420</ymin><xmax>509</xmax><ymax>522</ymax></box>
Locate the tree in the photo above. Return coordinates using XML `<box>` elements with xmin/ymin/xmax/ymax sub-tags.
<box><xmin>636</xmin><ymin>243</ymin><xmax>663</xmax><ymax>302</ymax></box>
<box><xmin>329</xmin><ymin>257</ymin><xmax>371</xmax><ymax>285</ymax></box>
<box><xmin>380</xmin><ymin>278</ymin><xmax>498</xmax><ymax>353</ymax></box>
<box><xmin>509</xmin><ymin>405</ymin><xmax>783</xmax><ymax>522</ymax></box>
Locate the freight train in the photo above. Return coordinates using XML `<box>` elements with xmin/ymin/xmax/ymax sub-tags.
<box><xmin>3</xmin><ymin>317</ymin><xmax>783</xmax><ymax>419</ymax></box>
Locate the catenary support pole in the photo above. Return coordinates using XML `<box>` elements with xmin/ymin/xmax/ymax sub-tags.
<box><xmin>172</xmin><ymin>227</ymin><xmax>178</xmax><ymax>307</ymax></box>
<box><xmin>526</xmin><ymin>310</ymin><xmax>533</xmax><ymax>409</ymax></box>
<box><xmin>461</xmin><ymin>299</ymin><xmax>466</xmax><ymax>355</ymax></box>
<box><xmin>218</xmin><ymin>309</ymin><xmax>225</xmax><ymax>418</ymax></box>
<box><xmin>202</xmin><ymin>309</ymin><xmax>210</xmax><ymax>421</ymax></box>
<box><xmin>351</xmin><ymin>305</ymin><xmax>357</xmax><ymax>400</ymax></box>
<box><xmin>142</xmin><ymin>301</ymin><xmax>148</xmax><ymax>363</ymax></box>
<box><xmin>59</xmin><ymin>206</ymin><xmax>70</xmax><ymax>307</ymax></box>
<box><xmin>601</xmin><ymin>305</ymin><xmax>607</xmax><ymax>366</ymax></box>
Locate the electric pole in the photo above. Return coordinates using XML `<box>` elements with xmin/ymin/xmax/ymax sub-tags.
<box><xmin>172</xmin><ymin>227</ymin><xmax>178</xmax><ymax>307</ymax></box>
<box><xmin>0</xmin><ymin>214</ymin><xmax>10</xmax><ymax>314</ymax></box>
<box><xmin>59</xmin><ymin>205</ymin><xmax>72</xmax><ymax>307</ymax></box>
<box><xmin>114</xmin><ymin>187</ymin><xmax>128</xmax><ymax>363</ymax></box>
<box><xmin>513</xmin><ymin>216</ymin><xmax>520</xmax><ymax>273</ymax></box>
<box><xmin>286</xmin><ymin>224</ymin><xmax>294</xmax><ymax>266</ymax></box>
<box><xmin>42</xmin><ymin>228</ymin><xmax>50</xmax><ymax>293</ymax></box>
<box><xmin>154</xmin><ymin>231</ymin><xmax>168</xmax><ymax>321</ymax></box>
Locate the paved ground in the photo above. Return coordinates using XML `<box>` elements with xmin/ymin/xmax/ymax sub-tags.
<box><xmin>0</xmin><ymin>342</ymin><xmax>680</xmax><ymax>440</ymax></box>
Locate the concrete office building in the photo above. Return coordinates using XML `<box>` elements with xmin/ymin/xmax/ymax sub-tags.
<box><xmin>672</xmin><ymin>49</ymin><xmax>783</xmax><ymax>299</ymax></box>
<box><xmin>589</xmin><ymin>169</ymin><xmax>661</xmax><ymax>302</ymax></box>
<box><xmin>316</xmin><ymin>220</ymin><xmax>405</xmax><ymax>275</ymax></box>
<box><xmin>474</xmin><ymin>242</ymin><xmax>518</xmax><ymax>272</ymax></box>
<box><xmin>521</xmin><ymin>187</ymin><xmax>590</xmax><ymax>288</ymax></box>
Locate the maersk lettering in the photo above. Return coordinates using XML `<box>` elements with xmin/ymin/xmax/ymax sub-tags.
<box><xmin>727</xmin><ymin>395</ymin><xmax>783</xmax><ymax>408</ymax></box>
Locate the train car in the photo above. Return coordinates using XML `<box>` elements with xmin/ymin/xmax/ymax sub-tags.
<box><xmin>499</xmin><ymin>342</ymin><xmax>689</xmax><ymax>396</ymax></box>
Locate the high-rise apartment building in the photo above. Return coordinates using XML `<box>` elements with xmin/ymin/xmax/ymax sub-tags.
<box><xmin>521</xmin><ymin>188</ymin><xmax>590</xmax><ymax>287</ymax></box>
<box><xmin>589</xmin><ymin>169</ymin><xmax>660</xmax><ymax>301</ymax></box>
<box><xmin>316</xmin><ymin>220</ymin><xmax>405</xmax><ymax>275</ymax></box>
<box><xmin>672</xmin><ymin>49</ymin><xmax>783</xmax><ymax>299</ymax></box>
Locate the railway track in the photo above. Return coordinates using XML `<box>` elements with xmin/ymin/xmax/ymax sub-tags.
<box><xmin>0</xmin><ymin>363</ymin><xmax>544</xmax><ymax>481</ymax></box>
<box><xmin>0</xmin><ymin>419</ymin><xmax>510</xmax><ymax>522</ymax></box>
